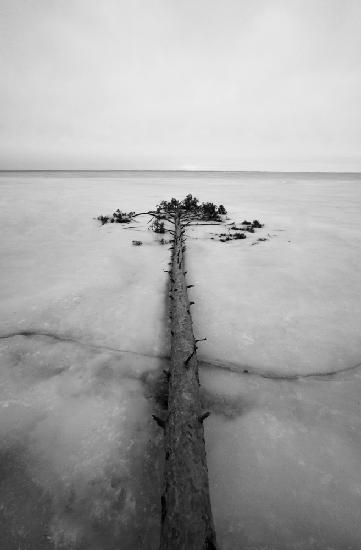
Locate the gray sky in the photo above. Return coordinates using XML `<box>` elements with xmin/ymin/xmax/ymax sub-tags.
<box><xmin>0</xmin><ymin>0</ymin><xmax>360</xmax><ymax>171</ymax></box>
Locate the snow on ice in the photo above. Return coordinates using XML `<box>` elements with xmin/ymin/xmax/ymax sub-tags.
<box><xmin>1</xmin><ymin>171</ymin><xmax>361</xmax><ymax>549</ymax></box>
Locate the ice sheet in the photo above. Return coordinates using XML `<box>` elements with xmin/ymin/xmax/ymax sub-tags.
<box><xmin>1</xmin><ymin>171</ymin><xmax>361</xmax><ymax>549</ymax></box>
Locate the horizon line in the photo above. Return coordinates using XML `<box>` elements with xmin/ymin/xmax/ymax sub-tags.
<box><xmin>1</xmin><ymin>169</ymin><xmax>360</xmax><ymax>175</ymax></box>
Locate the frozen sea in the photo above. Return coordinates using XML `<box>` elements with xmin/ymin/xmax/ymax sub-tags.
<box><xmin>0</xmin><ymin>170</ymin><xmax>361</xmax><ymax>550</ymax></box>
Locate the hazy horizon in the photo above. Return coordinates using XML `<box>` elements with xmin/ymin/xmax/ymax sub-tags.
<box><xmin>1</xmin><ymin>169</ymin><xmax>360</xmax><ymax>175</ymax></box>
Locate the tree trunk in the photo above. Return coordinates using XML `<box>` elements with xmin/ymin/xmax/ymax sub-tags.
<box><xmin>159</xmin><ymin>213</ymin><xmax>217</xmax><ymax>550</ymax></box>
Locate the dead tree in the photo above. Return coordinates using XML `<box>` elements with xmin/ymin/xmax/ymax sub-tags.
<box><xmin>97</xmin><ymin>195</ymin><xmax>227</xmax><ymax>549</ymax></box>
<box><xmin>160</xmin><ymin>209</ymin><xmax>218</xmax><ymax>550</ymax></box>
<box><xmin>96</xmin><ymin>196</ymin><xmax>266</xmax><ymax>547</ymax></box>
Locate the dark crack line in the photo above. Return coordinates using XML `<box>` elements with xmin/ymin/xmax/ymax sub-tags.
<box><xmin>199</xmin><ymin>358</ymin><xmax>361</xmax><ymax>381</ymax></box>
<box><xmin>1</xmin><ymin>330</ymin><xmax>360</xmax><ymax>382</ymax></box>
<box><xmin>0</xmin><ymin>330</ymin><xmax>168</xmax><ymax>361</ymax></box>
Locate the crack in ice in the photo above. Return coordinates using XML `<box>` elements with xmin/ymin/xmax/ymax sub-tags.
<box><xmin>1</xmin><ymin>330</ymin><xmax>360</xmax><ymax>382</ymax></box>
<box><xmin>0</xmin><ymin>330</ymin><xmax>167</xmax><ymax>361</ymax></box>
<box><xmin>199</xmin><ymin>358</ymin><xmax>361</xmax><ymax>381</ymax></box>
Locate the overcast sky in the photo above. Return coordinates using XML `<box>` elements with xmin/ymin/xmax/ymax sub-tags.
<box><xmin>0</xmin><ymin>0</ymin><xmax>360</xmax><ymax>171</ymax></box>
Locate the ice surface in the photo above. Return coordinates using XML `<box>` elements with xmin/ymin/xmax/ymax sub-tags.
<box><xmin>1</xmin><ymin>171</ymin><xmax>361</xmax><ymax>549</ymax></box>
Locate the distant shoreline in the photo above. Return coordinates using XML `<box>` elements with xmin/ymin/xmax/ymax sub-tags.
<box><xmin>0</xmin><ymin>169</ymin><xmax>360</xmax><ymax>176</ymax></box>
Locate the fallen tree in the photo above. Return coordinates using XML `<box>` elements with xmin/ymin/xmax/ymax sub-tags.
<box><xmin>97</xmin><ymin>195</ymin><xmax>264</xmax><ymax>549</ymax></box>
<box><xmin>154</xmin><ymin>199</ymin><xmax>219</xmax><ymax>550</ymax></box>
